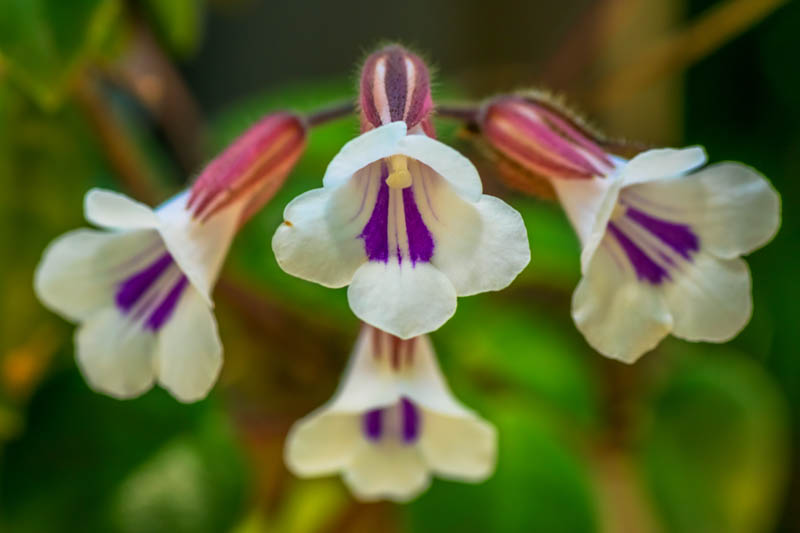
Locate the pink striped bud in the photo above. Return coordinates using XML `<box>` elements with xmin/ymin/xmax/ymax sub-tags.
<box><xmin>188</xmin><ymin>112</ymin><xmax>306</xmax><ymax>222</ymax></box>
<box><xmin>359</xmin><ymin>45</ymin><xmax>434</xmax><ymax>134</ymax></box>
<box><xmin>479</xmin><ymin>95</ymin><xmax>614</xmax><ymax>179</ymax></box>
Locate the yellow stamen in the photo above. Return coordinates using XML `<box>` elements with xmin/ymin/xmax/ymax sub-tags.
<box><xmin>385</xmin><ymin>155</ymin><xmax>412</xmax><ymax>189</ymax></box>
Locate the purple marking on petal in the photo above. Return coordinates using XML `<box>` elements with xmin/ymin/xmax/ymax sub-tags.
<box><xmin>608</xmin><ymin>223</ymin><xmax>669</xmax><ymax>284</ymax></box>
<box><xmin>626</xmin><ymin>207</ymin><xmax>699</xmax><ymax>259</ymax></box>
<box><xmin>363</xmin><ymin>409</ymin><xmax>383</xmax><ymax>441</ymax></box>
<box><xmin>401</xmin><ymin>398</ymin><xmax>420</xmax><ymax>443</ymax></box>
<box><xmin>402</xmin><ymin>187</ymin><xmax>434</xmax><ymax>264</ymax></box>
<box><xmin>359</xmin><ymin>170</ymin><xmax>390</xmax><ymax>262</ymax></box>
<box><xmin>146</xmin><ymin>275</ymin><xmax>189</xmax><ymax>331</ymax></box>
<box><xmin>115</xmin><ymin>253</ymin><xmax>173</xmax><ymax>312</ymax></box>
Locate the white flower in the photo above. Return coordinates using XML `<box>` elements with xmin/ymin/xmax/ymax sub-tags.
<box><xmin>284</xmin><ymin>326</ymin><xmax>496</xmax><ymax>502</ymax></box>
<box><xmin>34</xmin><ymin>188</ymin><xmax>246</xmax><ymax>402</ymax></box>
<box><xmin>551</xmin><ymin>148</ymin><xmax>781</xmax><ymax>362</ymax></box>
<box><xmin>272</xmin><ymin>121</ymin><xmax>530</xmax><ymax>339</ymax></box>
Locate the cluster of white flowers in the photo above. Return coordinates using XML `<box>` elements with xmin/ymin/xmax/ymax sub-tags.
<box><xmin>34</xmin><ymin>46</ymin><xmax>780</xmax><ymax>502</ymax></box>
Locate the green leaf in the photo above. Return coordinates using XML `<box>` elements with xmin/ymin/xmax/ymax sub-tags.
<box><xmin>0</xmin><ymin>0</ymin><xmax>122</xmax><ymax>109</ymax></box>
<box><xmin>141</xmin><ymin>0</ymin><xmax>204</xmax><ymax>57</ymax></box>
<box><xmin>408</xmin><ymin>405</ymin><xmax>598</xmax><ymax>533</ymax></box>
<box><xmin>0</xmin><ymin>366</ymin><xmax>247</xmax><ymax>533</ymax></box>
<box><xmin>640</xmin><ymin>344</ymin><xmax>789</xmax><ymax>533</ymax></box>
<box><xmin>111</xmin><ymin>410</ymin><xmax>248</xmax><ymax>533</ymax></box>
<box><xmin>435</xmin><ymin>298</ymin><xmax>600</xmax><ymax>431</ymax></box>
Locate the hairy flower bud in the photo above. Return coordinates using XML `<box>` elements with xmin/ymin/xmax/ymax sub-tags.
<box><xmin>479</xmin><ymin>95</ymin><xmax>614</xmax><ymax>179</ymax></box>
<box><xmin>359</xmin><ymin>45</ymin><xmax>434</xmax><ymax>134</ymax></box>
<box><xmin>188</xmin><ymin>112</ymin><xmax>307</xmax><ymax>222</ymax></box>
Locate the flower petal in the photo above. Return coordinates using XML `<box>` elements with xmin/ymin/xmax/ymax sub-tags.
<box><xmin>418</xmin><ymin>411</ymin><xmax>496</xmax><ymax>481</ymax></box>
<box><xmin>551</xmin><ymin>175</ymin><xmax>620</xmax><ymax>267</ymax></box>
<box><xmin>664</xmin><ymin>253</ymin><xmax>752</xmax><ymax>343</ymax></box>
<box><xmin>327</xmin><ymin>327</ymin><xmax>409</xmax><ymax>413</ymax></box>
<box><xmin>396</xmin><ymin>134</ymin><xmax>483</xmax><ymax>201</ymax></box>
<box><xmin>284</xmin><ymin>412</ymin><xmax>362</xmax><ymax>476</ymax></box>
<box><xmin>430</xmin><ymin>193</ymin><xmax>530</xmax><ymax>296</ymax></box>
<box><xmin>572</xmin><ymin>238</ymin><xmax>673</xmax><ymax>362</ymax></box>
<box><xmin>397</xmin><ymin>335</ymin><xmax>474</xmax><ymax>417</ymax></box>
<box><xmin>34</xmin><ymin>229</ymin><xmax>160</xmax><ymax>322</ymax></box>
<box><xmin>619</xmin><ymin>146</ymin><xmax>707</xmax><ymax>186</ymax></box>
<box><xmin>348</xmin><ymin>262</ymin><xmax>457</xmax><ymax>339</ymax></box>
<box><xmin>84</xmin><ymin>188</ymin><xmax>159</xmax><ymax>230</ymax></box>
<box><xmin>343</xmin><ymin>443</ymin><xmax>430</xmax><ymax>502</ymax></box>
<box><xmin>624</xmin><ymin>162</ymin><xmax>780</xmax><ymax>258</ymax></box>
<box><xmin>322</xmin><ymin>121</ymin><xmax>408</xmax><ymax>189</ymax></box>
<box><xmin>75</xmin><ymin>307</ymin><xmax>157</xmax><ymax>399</ymax></box>
<box><xmin>156</xmin><ymin>191</ymin><xmax>243</xmax><ymax>304</ymax></box>
<box><xmin>155</xmin><ymin>286</ymin><xmax>222</xmax><ymax>402</ymax></box>
<box><xmin>272</xmin><ymin>176</ymin><xmax>374</xmax><ymax>288</ymax></box>
<box><xmin>328</xmin><ymin>331</ymin><xmax>472</xmax><ymax>416</ymax></box>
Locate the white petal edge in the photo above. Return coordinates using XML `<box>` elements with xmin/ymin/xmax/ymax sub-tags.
<box><xmin>284</xmin><ymin>411</ymin><xmax>362</xmax><ymax>476</ymax></box>
<box><xmin>432</xmin><ymin>194</ymin><xmax>530</xmax><ymax>296</ymax></box>
<box><xmin>328</xmin><ymin>331</ymin><xmax>473</xmax><ymax>418</ymax></box>
<box><xmin>155</xmin><ymin>286</ymin><xmax>223</xmax><ymax>402</ymax></box>
<box><xmin>347</xmin><ymin>262</ymin><xmax>457</xmax><ymax>339</ymax></box>
<box><xmin>418</xmin><ymin>410</ymin><xmax>497</xmax><ymax>481</ymax></box>
<box><xmin>156</xmin><ymin>191</ymin><xmax>244</xmax><ymax>305</ymax></box>
<box><xmin>551</xmin><ymin>175</ymin><xmax>624</xmax><ymax>274</ymax></box>
<box><xmin>322</xmin><ymin>122</ymin><xmax>408</xmax><ymax>189</ymax></box>
<box><xmin>619</xmin><ymin>146</ymin><xmax>707</xmax><ymax>186</ymax></box>
<box><xmin>625</xmin><ymin>162</ymin><xmax>781</xmax><ymax>258</ymax></box>
<box><xmin>664</xmin><ymin>253</ymin><xmax>752</xmax><ymax>343</ymax></box>
<box><xmin>572</xmin><ymin>238</ymin><xmax>673</xmax><ymax>363</ymax></box>
<box><xmin>343</xmin><ymin>443</ymin><xmax>431</xmax><ymax>502</ymax></box>
<box><xmin>396</xmin><ymin>134</ymin><xmax>483</xmax><ymax>202</ymax></box>
<box><xmin>34</xmin><ymin>228</ymin><xmax>158</xmax><ymax>322</ymax></box>
<box><xmin>75</xmin><ymin>307</ymin><xmax>157</xmax><ymax>399</ymax></box>
<box><xmin>84</xmin><ymin>188</ymin><xmax>159</xmax><ymax>230</ymax></box>
<box><xmin>272</xmin><ymin>186</ymin><xmax>368</xmax><ymax>288</ymax></box>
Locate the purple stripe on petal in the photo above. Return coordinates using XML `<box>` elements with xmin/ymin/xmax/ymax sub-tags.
<box><xmin>116</xmin><ymin>253</ymin><xmax>173</xmax><ymax>312</ymax></box>
<box><xmin>626</xmin><ymin>207</ymin><xmax>699</xmax><ymax>259</ymax></box>
<box><xmin>363</xmin><ymin>409</ymin><xmax>383</xmax><ymax>441</ymax></box>
<box><xmin>359</xmin><ymin>170</ymin><xmax>390</xmax><ymax>262</ymax></box>
<box><xmin>402</xmin><ymin>187</ymin><xmax>434</xmax><ymax>264</ymax></box>
<box><xmin>608</xmin><ymin>223</ymin><xmax>669</xmax><ymax>284</ymax></box>
<box><xmin>146</xmin><ymin>276</ymin><xmax>189</xmax><ymax>331</ymax></box>
<box><xmin>401</xmin><ymin>398</ymin><xmax>420</xmax><ymax>443</ymax></box>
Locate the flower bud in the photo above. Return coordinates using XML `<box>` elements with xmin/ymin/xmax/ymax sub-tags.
<box><xmin>479</xmin><ymin>95</ymin><xmax>614</xmax><ymax>179</ymax></box>
<box><xmin>188</xmin><ymin>112</ymin><xmax>307</xmax><ymax>222</ymax></box>
<box><xmin>359</xmin><ymin>45</ymin><xmax>434</xmax><ymax>134</ymax></box>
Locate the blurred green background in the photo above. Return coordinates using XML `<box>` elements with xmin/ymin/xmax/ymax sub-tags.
<box><xmin>0</xmin><ymin>0</ymin><xmax>798</xmax><ymax>531</ymax></box>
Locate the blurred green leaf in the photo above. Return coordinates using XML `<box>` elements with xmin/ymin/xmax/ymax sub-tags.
<box><xmin>639</xmin><ymin>345</ymin><xmax>789</xmax><ymax>533</ymax></box>
<box><xmin>408</xmin><ymin>405</ymin><xmax>597</xmax><ymax>533</ymax></box>
<box><xmin>111</xmin><ymin>409</ymin><xmax>248</xmax><ymax>533</ymax></box>
<box><xmin>0</xmin><ymin>367</ymin><xmax>247</xmax><ymax>533</ymax></box>
<box><xmin>0</xmin><ymin>0</ymin><xmax>122</xmax><ymax>109</ymax></box>
<box><xmin>436</xmin><ymin>298</ymin><xmax>599</xmax><ymax>431</ymax></box>
<box><xmin>142</xmin><ymin>0</ymin><xmax>204</xmax><ymax>57</ymax></box>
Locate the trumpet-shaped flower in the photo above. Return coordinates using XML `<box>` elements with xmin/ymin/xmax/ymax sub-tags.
<box><xmin>480</xmin><ymin>95</ymin><xmax>781</xmax><ymax>362</ymax></box>
<box><xmin>273</xmin><ymin>46</ymin><xmax>530</xmax><ymax>339</ymax></box>
<box><xmin>35</xmin><ymin>113</ymin><xmax>306</xmax><ymax>401</ymax></box>
<box><xmin>285</xmin><ymin>326</ymin><xmax>496</xmax><ymax>502</ymax></box>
